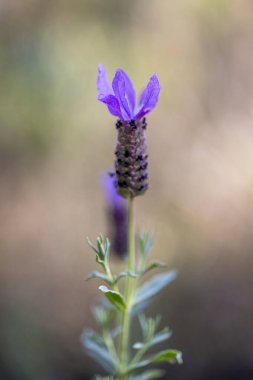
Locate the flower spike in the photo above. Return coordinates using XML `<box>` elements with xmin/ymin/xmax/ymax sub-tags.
<box><xmin>97</xmin><ymin>65</ymin><xmax>161</xmax><ymax>198</ymax></box>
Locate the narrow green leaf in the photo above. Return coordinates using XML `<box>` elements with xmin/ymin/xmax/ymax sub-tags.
<box><xmin>134</xmin><ymin>271</ymin><xmax>177</xmax><ymax>305</ymax></box>
<box><xmin>139</xmin><ymin>314</ymin><xmax>147</xmax><ymax>334</ymax></box>
<box><xmin>113</xmin><ymin>271</ymin><xmax>137</xmax><ymax>284</ymax></box>
<box><xmin>129</xmin><ymin>349</ymin><xmax>182</xmax><ymax>374</ymax></box>
<box><xmin>92</xmin><ymin>305</ymin><xmax>112</xmax><ymax>327</ymax></box>
<box><xmin>129</xmin><ymin>358</ymin><xmax>153</xmax><ymax>371</ymax></box>
<box><xmin>87</xmin><ymin>237</ymin><xmax>99</xmax><ymax>254</ymax></box>
<box><xmin>87</xmin><ymin>235</ymin><xmax>111</xmax><ymax>268</ymax></box>
<box><xmin>133</xmin><ymin>328</ymin><xmax>171</xmax><ymax>351</ymax></box>
<box><xmin>81</xmin><ymin>329</ymin><xmax>117</xmax><ymax>373</ymax></box>
<box><xmin>153</xmin><ymin>349</ymin><xmax>183</xmax><ymax>364</ymax></box>
<box><xmin>86</xmin><ymin>271</ymin><xmax>109</xmax><ymax>283</ymax></box>
<box><xmin>97</xmin><ymin>235</ymin><xmax>106</xmax><ymax>258</ymax></box>
<box><xmin>98</xmin><ymin>235</ymin><xmax>110</xmax><ymax>261</ymax></box>
<box><xmin>87</xmin><ymin>236</ymin><xmax>105</xmax><ymax>266</ymax></box>
<box><xmin>139</xmin><ymin>231</ymin><xmax>154</xmax><ymax>259</ymax></box>
<box><xmin>149</xmin><ymin>328</ymin><xmax>172</xmax><ymax>347</ymax></box>
<box><xmin>144</xmin><ymin>261</ymin><xmax>166</xmax><ymax>275</ymax></box>
<box><xmin>99</xmin><ymin>285</ymin><xmax>126</xmax><ymax>311</ymax></box>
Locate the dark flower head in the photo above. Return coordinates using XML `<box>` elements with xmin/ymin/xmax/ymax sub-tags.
<box><xmin>97</xmin><ymin>65</ymin><xmax>161</xmax><ymax>121</ymax></box>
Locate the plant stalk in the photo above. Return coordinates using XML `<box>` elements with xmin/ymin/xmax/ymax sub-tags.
<box><xmin>119</xmin><ymin>196</ymin><xmax>135</xmax><ymax>379</ymax></box>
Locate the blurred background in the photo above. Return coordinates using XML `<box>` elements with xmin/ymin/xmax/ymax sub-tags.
<box><xmin>1</xmin><ymin>0</ymin><xmax>253</xmax><ymax>379</ymax></box>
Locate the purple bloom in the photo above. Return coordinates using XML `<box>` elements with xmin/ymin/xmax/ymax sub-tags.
<box><xmin>102</xmin><ymin>173</ymin><xmax>128</xmax><ymax>258</ymax></box>
<box><xmin>102</xmin><ymin>172</ymin><xmax>126</xmax><ymax>209</ymax></box>
<box><xmin>97</xmin><ymin>65</ymin><xmax>160</xmax><ymax>121</ymax></box>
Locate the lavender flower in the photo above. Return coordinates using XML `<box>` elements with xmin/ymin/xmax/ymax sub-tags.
<box><xmin>97</xmin><ymin>65</ymin><xmax>161</xmax><ymax>198</ymax></box>
<box><xmin>84</xmin><ymin>66</ymin><xmax>182</xmax><ymax>379</ymax></box>
<box><xmin>102</xmin><ymin>173</ymin><xmax>128</xmax><ymax>258</ymax></box>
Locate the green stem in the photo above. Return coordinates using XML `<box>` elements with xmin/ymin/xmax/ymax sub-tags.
<box><xmin>119</xmin><ymin>197</ymin><xmax>135</xmax><ymax>379</ymax></box>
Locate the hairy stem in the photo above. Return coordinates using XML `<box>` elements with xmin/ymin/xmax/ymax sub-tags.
<box><xmin>119</xmin><ymin>197</ymin><xmax>135</xmax><ymax>379</ymax></box>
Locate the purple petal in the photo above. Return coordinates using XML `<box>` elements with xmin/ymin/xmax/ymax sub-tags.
<box><xmin>97</xmin><ymin>64</ymin><xmax>113</xmax><ymax>98</ymax></box>
<box><xmin>134</xmin><ymin>74</ymin><xmax>161</xmax><ymax>119</ymax></box>
<box><xmin>98</xmin><ymin>94</ymin><xmax>122</xmax><ymax>118</ymax></box>
<box><xmin>112</xmin><ymin>70</ymin><xmax>133</xmax><ymax>121</ymax></box>
<box><xmin>116</xmin><ymin>69</ymin><xmax>136</xmax><ymax>116</ymax></box>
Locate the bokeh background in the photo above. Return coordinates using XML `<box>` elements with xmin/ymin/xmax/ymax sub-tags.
<box><xmin>1</xmin><ymin>0</ymin><xmax>253</xmax><ymax>379</ymax></box>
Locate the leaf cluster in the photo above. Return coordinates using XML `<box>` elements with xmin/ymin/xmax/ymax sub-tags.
<box><xmin>83</xmin><ymin>232</ymin><xmax>182</xmax><ymax>379</ymax></box>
